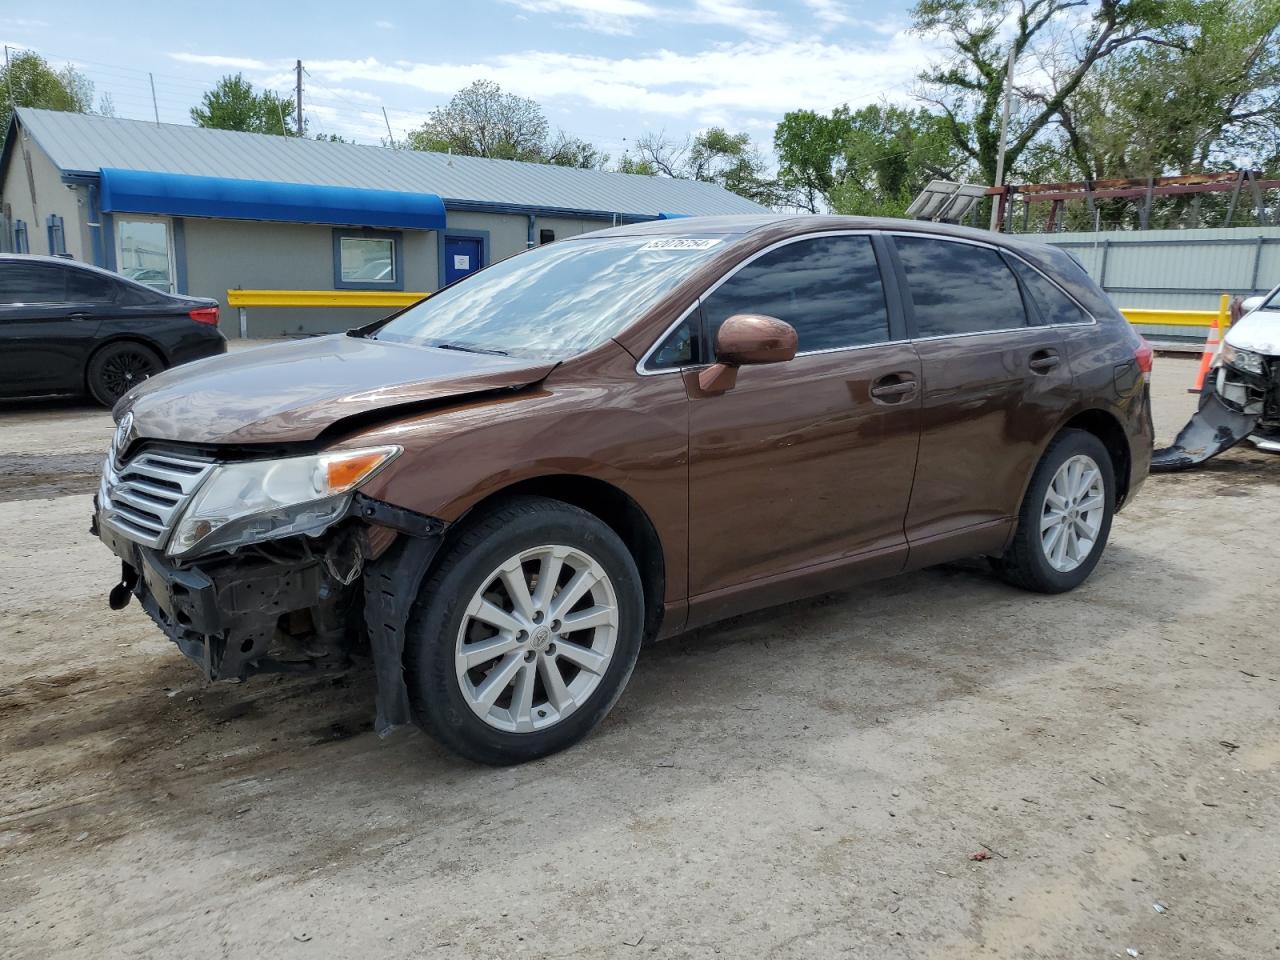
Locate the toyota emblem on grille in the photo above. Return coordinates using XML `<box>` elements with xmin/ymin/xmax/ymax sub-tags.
<box><xmin>113</xmin><ymin>412</ymin><xmax>135</xmax><ymax>457</ymax></box>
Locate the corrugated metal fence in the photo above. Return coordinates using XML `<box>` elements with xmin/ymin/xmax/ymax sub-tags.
<box><xmin>1025</xmin><ymin>226</ymin><xmax>1280</xmax><ymax>341</ymax></box>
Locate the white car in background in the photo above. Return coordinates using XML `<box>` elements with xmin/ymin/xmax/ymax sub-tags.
<box><xmin>1153</xmin><ymin>284</ymin><xmax>1280</xmax><ymax>469</ymax></box>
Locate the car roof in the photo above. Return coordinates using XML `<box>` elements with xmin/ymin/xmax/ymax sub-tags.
<box><xmin>0</xmin><ymin>253</ymin><xmax>124</xmax><ymax>278</ymax></box>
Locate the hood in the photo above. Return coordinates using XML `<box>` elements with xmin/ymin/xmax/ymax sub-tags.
<box><xmin>1225</xmin><ymin>308</ymin><xmax>1280</xmax><ymax>356</ymax></box>
<box><xmin>119</xmin><ymin>334</ymin><xmax>557</xmax><ymax>445</ymax></box>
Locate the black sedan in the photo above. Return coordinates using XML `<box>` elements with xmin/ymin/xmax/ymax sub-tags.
<box><xmin>0</xmin><ymin>255</ymin><xmax>226</xmax><ymax>406</ymax></box>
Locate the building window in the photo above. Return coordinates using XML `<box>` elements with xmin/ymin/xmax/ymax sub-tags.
<box><xmin>47</xmin><ymin>214</ymin><xmax>67</xmax><ymax>256</ymax></box>
<box><xmin>14</xmin><ymin>220</ymin><xmax>28</xmax><ymax>254</ymax></box>
<box><xmin>539</xmin><ymin>228</ymin><xmax>556</xmax><ymax>245</ymax></box>
<box><xmin>116</xmin><ymin>216</ymin><xmax>175</xmax><ymax>293</ymax></box>
<box><xmin>333</xmin><ymin>229</ymin><xmax>403</xmax><ymax>290</ymax></box>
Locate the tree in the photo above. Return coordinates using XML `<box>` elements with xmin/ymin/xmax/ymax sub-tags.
<box><xmin>191</xmin><ymin>74</ymin><xmax>296</xmax><ymax>135</ymax></box>
<box><xmin>408</xmin><ymin>80</ymin><xmax>606</xmax><ymax>168</ymax></box>
<box><xmin>1056</xmin><ymin>0</ymin><xmax>1280</xmax><ymax>180</ymax></box>
<box><xmin>628</xmin><ymin>128</ymin><xmax>783</xmax><ymax>206</ymax></box>
<box><xmin>0</xmin><ymin>50</ymin><xmax>95</xmax><ymax>136</ymax></box>
<box><xmin>409</xmin><ymin>80</ymin><xmax>547</xmax><ymax>161</ymax></box>
<box><xmin>774</xmin><ymin>104</ymin><xmax>970</xmax><ymax>215</ymax></box>
<box><xmin>912</xmin><ymin>0</ymin><xmax>1179</xmax><ymax>186</ymax></box>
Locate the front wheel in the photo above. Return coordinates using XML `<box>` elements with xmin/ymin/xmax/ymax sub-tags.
<box><xmin>404</xmin><ymin>497</ymin><xmax>644</xmax><ymax>765</ymax></box>
<box><xmin>993</xmin><ymin>429</ymin><xmax>1116</xmax><ymax>594</ymax></box>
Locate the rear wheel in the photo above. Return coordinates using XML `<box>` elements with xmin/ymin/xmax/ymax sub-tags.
<box><xmin>994</xmin><ymin>429</ymin><xmax>1115</xmax><ymax>593</ymax></box>
<box><xmin>404</xmin><ymin>497</ymin><xmax>643</xmax><ymax>765</ymax></box>
<box><xmin>87</xmin><ymin>342</ymin><xmax>163</xmax><ymax>406</ymax></box>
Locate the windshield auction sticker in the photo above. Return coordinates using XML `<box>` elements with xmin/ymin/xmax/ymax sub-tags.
<box><xmin>639</xmin><ymin>238</ymin><xmax>723</xmax><ymax>251</ymax></box>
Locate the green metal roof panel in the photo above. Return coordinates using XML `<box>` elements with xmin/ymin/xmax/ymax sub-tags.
<box><xmin>13</xmin><ymin>108</ymin><xmax>769</xmax><ymax>219</ymax></box>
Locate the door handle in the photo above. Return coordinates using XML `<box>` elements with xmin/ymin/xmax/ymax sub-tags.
<box><xmin>869</xmin><ymin>375</ymin><xmax>919</xmax><ymax>403</ymax></box>
<box><xmin>67</xmin><ymin>312</ymin><xmax>92</xmax><ymax>321</ymax></box>
<box><xmin>1029</xmin><ymin>350</ymin><xmax>1061</xmax><ymax>373</ymax></box>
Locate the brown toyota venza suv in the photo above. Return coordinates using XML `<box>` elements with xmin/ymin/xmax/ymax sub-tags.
<box><xmin>95</xmin><ymin>215</ymin><xmax>1154</xmax><ymax>764</ymax></box>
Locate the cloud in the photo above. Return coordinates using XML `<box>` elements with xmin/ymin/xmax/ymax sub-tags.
<box><xmin>374</xmin><ymin>19</ymin><xmax>396</xmax><ymax>29</ymax></box>
<box><xmin>501</xmin><ymin>0</ymin><xmax>787</xmax><ymax>39</ymax></box>
<box><xmin>169</xmin><ymin>52</ymin><xmax>286</xmax><ymax>72</ymax></box>
<box><xmin>502</xmin><ymin>0</ymin><xmax>659</xmax><ymax>35</ymax></box>
<box><xmin>802</xmin><ymin>0</ymin><xmax>849</xmax><ymax>28</ymax></box>
<box><xmin>304</xmin><ymin>35</ymin><xmax>931</xmax><ymax>118</ymax></box>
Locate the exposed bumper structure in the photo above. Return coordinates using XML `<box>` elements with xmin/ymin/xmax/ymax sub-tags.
<box><xmin>1152</xmin><ymin>355</ymin><xmax>1278</xmax><ymax>472</ymax></box>
<box><xmin>93</xmin><ymin>493</ymin><xmax>445</xmax><ymax>735</ymax></box>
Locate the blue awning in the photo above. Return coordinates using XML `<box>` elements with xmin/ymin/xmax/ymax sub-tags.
<box><xmin>98</xmin><ymin>168</ymin><xmax>446</xmax><ymax>230</ymax></box>
<box><xmin>657</xmin><ymin>211</ymin><xmax>691</xmax><ymax>219</ymax></box>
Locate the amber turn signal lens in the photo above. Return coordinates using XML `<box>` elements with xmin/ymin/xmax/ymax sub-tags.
<box><xmin>322</xmin><ymin>447</ymin><xmax>399</xmax><ymax>493</ymax></box>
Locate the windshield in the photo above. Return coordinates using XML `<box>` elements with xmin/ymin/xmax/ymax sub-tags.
<box><xmin>373</xmin><ymin>236</ymin><xmax>729</xmax><ymax>359</ymax></box>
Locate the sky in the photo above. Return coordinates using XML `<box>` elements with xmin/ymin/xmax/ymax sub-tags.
<box><xmin>1</xmin><ymin>1</ymin><xmax>941</xmax><ymax>163</ymax></box>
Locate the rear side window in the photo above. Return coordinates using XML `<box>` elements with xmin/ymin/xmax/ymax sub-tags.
<box><xmin>894</xmin><ymin>236</ymin><xmax>1027</xmax><ymax>337</ymax></box>
<box><xmin>701</xmin><ymin>235</ymin><xmax>890</xmax><ymax>355</ymax></box>
<box><xmin>65</xmin><ymin>269</ymin><xmax>115</xmax><ymax>302</ymax></box>
<box><xmin>0</xmin><ymin>262</ymin><xmax>68</xmax><ymax>304</ymax></box>
<box><xmin>1005</xmin><ymin>256</ymin><xmax>1090</xmax><ymax>325</ymax></box>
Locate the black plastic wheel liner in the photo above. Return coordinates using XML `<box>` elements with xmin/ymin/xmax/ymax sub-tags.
<box><xmin>1151</xmin><ymin>385</ymin><xmax>1259</xmax><ymax>472</ymax></box>
<box><xmin>363</xmin><ymin>531</ymin><xmax>445</xmax><ymax>736</ymax></box>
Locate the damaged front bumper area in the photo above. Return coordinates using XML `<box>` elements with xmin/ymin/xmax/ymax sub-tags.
<box><xmin>93</xmin><ymin>494</ymin><xmax>446</xmax><ymax>735</ymax></box>
<box><xmin>1151</xmin><ymin>359</ymin><xmax>1278</xmax><ymax>472</ymax></box>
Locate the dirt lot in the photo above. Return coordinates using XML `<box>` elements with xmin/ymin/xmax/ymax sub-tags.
<box><xmin>1</xmin><ymin>354</ymin><xmax>1277</xmax><ymax>960</ymax></box>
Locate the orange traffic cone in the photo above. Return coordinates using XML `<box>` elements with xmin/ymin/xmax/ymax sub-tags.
<box><xmin>1189</xmin><ymin>312</ymin><xmax>1221</xmax><ymax>394</ymax></box>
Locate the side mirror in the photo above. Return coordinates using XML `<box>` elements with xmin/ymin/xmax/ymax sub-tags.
<box><xmin>698</xmin><ymin>314</ymin><xmax>798</xmax><ymax>394</ymax></box>
<box><xmin>1240</xmin><ymin>295</ymin><xmax>1264</xmax><ymax>315</ymax></box>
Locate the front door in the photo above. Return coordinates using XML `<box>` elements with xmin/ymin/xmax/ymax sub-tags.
<box><xmin>685</xmin><ymin>233</ymin><xmax>922</xmax><ymax>617</ymax></box>
<box><xmin>0</xmin><ymin>260</ymin><xmax>103</xmax><ymax>396</ymax></box>
<box><xmin>888</xmin><ymin>233</ymin><xmax>1074</xmax><ymax>559</ymax></box>
<box><xmin>115</xmin><ymin>216</ymin><xmax>175</xmax><ymax>294</ymax></box>
<box><xmin>444</xmin><ymin>236</ymin><xmax>484</xmax><ymax>285</ymax></box>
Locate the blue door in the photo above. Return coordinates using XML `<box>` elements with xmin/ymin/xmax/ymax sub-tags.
<box><xmin>444</xmin><ymin>236</ymin><xmax>483</xmax><ymax>285</ymax></box>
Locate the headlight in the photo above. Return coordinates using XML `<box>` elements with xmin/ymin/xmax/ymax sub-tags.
<box><xmin>168</xmin><ymin>446</ymin><xmax>400</xmax><ymax>557</ymax></box>
<box><xmin>1221</xmin><ymin>342</ymin><xmax>1265</xmax><ymax>376</ymax></box>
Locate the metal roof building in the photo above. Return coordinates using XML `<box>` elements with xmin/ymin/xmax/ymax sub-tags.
<box><xmin>1</xmin><ymin>108</ymin><xmax>768</xmax><ymax>336</ymax></box>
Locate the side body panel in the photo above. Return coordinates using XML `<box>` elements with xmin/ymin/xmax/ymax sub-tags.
<box><xmin>0</xmin><ymin>301</ymin><xmax>101</xmax><ymax>395</ymax></box>
<box><xmin>682</xmin><ymin>344</ymin><xmax>921</xmax><ymax>625</ymax></box>
<box><xmin>353</xmin><ymin>342</ymin><xmax>693</xmax><ymax>625</ymax></box>
<box><xmin>903</xmin><ymin>326</ymin><xmax>1075</xmax><ymax>566</ymax></box>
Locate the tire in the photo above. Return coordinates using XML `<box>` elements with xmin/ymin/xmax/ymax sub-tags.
<box><xmin>87</xmin><ymin>341</ymin><xmax>164</xmax><ymax>407</ymax></box>
<box><xmin>993</xmin><ymin>429</ymin><xmax>1116</xmax><ymax>594</ymax></box>
<box><xmin>404</xmin><ymin>496</ymin><xmax>644</xmax><ymax>765</ymax></box>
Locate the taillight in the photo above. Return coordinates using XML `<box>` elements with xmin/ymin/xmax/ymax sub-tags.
<box><xmin>1135</xmin><ymin>336</ymin><xmax>1153</xmax><ymax>382</ymax></box>
<box><xmin>189</xmin><ymin>306</ymin><xmax>219</xmax><ymax>326</ymax></box>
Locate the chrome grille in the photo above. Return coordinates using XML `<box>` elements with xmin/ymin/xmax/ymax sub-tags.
<box><xmin>99</xmin><ymin>439</ymin><xmax>215</xmax><ymax>550</ymax></box>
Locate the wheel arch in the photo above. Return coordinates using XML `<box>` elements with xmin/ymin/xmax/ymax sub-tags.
<box><xmin>440</xmin><ymin>474</ymin><xmax>667</xmax><ymax>642</ymax></box>
<box><xmin>83</xmin><ymin>334</ymin><xmax>171</xmax><ymax>391</ymax></box>
<box><xmin>1057</xmin><ymin>408</ymin><xmax>1133</xmax><ymax>508</ymax></box>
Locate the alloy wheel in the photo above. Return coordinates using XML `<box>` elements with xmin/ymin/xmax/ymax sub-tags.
<box><xmin>100</xmin><ymin>350</ymin><xmax>158</xmax><ymax>400</ymax></box>
<box><xmin>454</xmin><ymin>544</ymin><xmax>619</xmax><ymax>733</ymax></box>
<box><xmin>1040</xmin><ymin>454</ymin><xmax>1105</xmax><ymax>573</ymax></box>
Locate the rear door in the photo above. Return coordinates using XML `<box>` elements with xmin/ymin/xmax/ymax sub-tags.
<box><xmin>887</xmin><ymin>233</ymin><xmax>1074</xmax><ymax>562</ymax></box>
<box><xmin>681</xmin><ymin>232</ymin><xmax>922</xmax><ymax>609</ymax></box>
<box><xmin>0</xmin><ymin>260</ymin><xmax>102</xmax><ymax>396</ymax></box>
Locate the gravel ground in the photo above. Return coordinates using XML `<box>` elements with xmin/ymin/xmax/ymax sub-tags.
<box><xmin>1</xmin><ymin>355</ymin><xmax>1277</xmax><ymax>960</ymax></box>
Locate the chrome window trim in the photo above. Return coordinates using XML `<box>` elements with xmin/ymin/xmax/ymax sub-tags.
<box><xmin>635</xmin><ymin>229</ymin><xmax>887</xmax><ymax>376</ymax></box>
<box><xmin>634</xmin><ymin>229</ymin><xmax>1102</xmax><ymax>377</ymax></box>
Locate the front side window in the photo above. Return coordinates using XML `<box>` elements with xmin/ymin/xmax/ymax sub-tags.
<box><xmin>374</xmin><ymin>236</ymin><xmax>730</xmax><ymax>360</ymax></box>
<box><xmin>1005</xmin><ymin>256</ymin><xmax>1090</xmax><ymax>325</ymax></box>
<box><xmin>701</xmin><ymin>234</ymin><xmax>891</xmax><ymax>355</ymax></box>
<box><xmin>0</xmin><ymin>263</ymin><xmax>68</xmax><ymax>304</ymax></box>
<box><xmin>894</xmin><ymin>235</ymin><xmax>1027</xmax><ymax>337</ymax></box>
<box><xmin>335</xmin><ymin>230</ymin><xmax>401</xmax><ymax>290</ymax></box>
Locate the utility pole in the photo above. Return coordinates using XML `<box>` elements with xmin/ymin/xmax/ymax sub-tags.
<box><xmin>382</xmin><ymin>106</ymin><xmax>395</xmax><ymax>148</ymax></box>
<box><xmin>148</xmin><ymin>72</ymin><xmax>160</xmax><ymax>125</ymax></box>
<box><xmin>295</xmin><ymin>59</ymin><xmax>303</xmax><ymax>136</ymax></box>
<box><xmin>988</xmin><ymin>45</ymin><xmax>1017</xmax><ymax>231</ymax></box>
